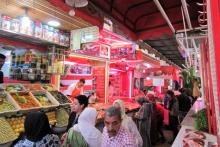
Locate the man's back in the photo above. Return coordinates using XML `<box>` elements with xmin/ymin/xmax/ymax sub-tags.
<box><xmin>177</xmin><ymin>94</ymin><xmax>191</xmax><ymax>112</ymax></box>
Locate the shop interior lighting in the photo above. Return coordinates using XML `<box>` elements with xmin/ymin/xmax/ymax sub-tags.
<box><xmin>48</xmin><ymin>20</ymin><xmax>61</xmax><ymax>27</ymax></box>
<box><xmin>143</xmin><ymin>69</ymin><xmax>146</xmax><ymax>73</ymax></box>
<box><xmin>64</xmin><ymin>61</ymin><xmax>76</xmax><ymax>65</ymax></box>
<box><xmin>21</xmin><ymin>8</ymin><xmax>31</xmax><ymax>25</ymax></box>
<box><xmin>143</xmin><ymin>63</ymin><xmax>151</xmax><ymax>68</ymax></box>
<box><xmin>110</xmin><ymin>68</ymin><xmax>125</xmax><ymax>72</ymax></box>
<box><xmin>109</xmin><ymin>71</ymin><xmax>118</xmax><ymax>74</ymax></box>
<box><xmin>146</xmin><ymin>77</ymin><xmax>151</xmax><ymax>80</ymax></box>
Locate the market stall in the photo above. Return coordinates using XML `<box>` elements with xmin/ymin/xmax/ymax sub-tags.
<box><xmin>0</xmin><ymin>1</ymin><xmax>91</xmax><ymax>145</ymax></box>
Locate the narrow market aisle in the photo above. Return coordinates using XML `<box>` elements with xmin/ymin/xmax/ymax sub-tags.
<box><xmin>153</xmin><ymin>130</ymin><xmax>173</xmax><ymax>147</ymax></box>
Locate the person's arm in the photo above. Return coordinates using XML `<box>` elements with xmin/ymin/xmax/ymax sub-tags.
<box><xmin>80</xmin><ymin>87</ymin><xmax>84</xmax><ymax>95</ymax></box>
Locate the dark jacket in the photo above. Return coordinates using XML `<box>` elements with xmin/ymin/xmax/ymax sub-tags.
<box><xmin>66</xmin><ymin>112</ymin><xmax>79</xmax><ymax>132</ymax></box>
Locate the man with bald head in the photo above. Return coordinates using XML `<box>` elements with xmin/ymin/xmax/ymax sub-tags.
<box><xmin>102</xmin><ymin>106</ymin><xmax>136</xmax><ymax>147</ymax></box>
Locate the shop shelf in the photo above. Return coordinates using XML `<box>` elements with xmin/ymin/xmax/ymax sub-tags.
<box><xmin>0</xmin><ymin>84</ymin><xmax>27</xmax><ymax>93</ymax></box>
<box><xmin>23</xmin><ymin>84</ymin><xmax>44</xmax><ymax>91</ymax></box>
<box><xmin>49</xmin><ymin>90</ymin><xmax>71</xmax><ymax>106</ymax></box>
<box><xmin>0</xmin><ymin>28</ymin><xmax>69</xmax><ymax>48</ymax></box>
<box><xmin>41</xmin><ymin>84</ymin><xmax>57</xmax><ymax>91</ymax></box>
<box><xmin>31</xmin><ymin>91</ymin><xmax>59</xmax><ymax>109</ymax></box>
<box><xmin>9</xmin><ymin>92</ymin><xmax>42</xmax><ymax>111</ymax></box>
<box><xmin>0</xmin><ymin>91</ymin><xmax>20</xmax><ymax>116</ymax></box>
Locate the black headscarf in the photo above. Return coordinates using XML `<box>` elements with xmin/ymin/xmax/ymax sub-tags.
<box><xmin>24</xmin><ymin>112</ymin><xmax>52</xmax><ymax>142</ymax></box>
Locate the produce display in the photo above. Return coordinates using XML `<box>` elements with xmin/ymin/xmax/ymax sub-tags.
<box><xmin>55</xmin><ymin>108</ymin><xmax>69</xmax><ymax>127</ymax></box>
<box><xmin>10</xmin><ymin>92</ymin><xmax>40</xmax><ymax>109</ymax></box>
<box><xmin>23</xmin><ymin>84</ymin><xmax>44</xmax><ymax>91</ymax></box>
<box><xmin>0</xmin><ymin>117</ymin><xmax>17</xmax><ymax>144</ymax></box>
<box><xmin>5</xmin><ymin>85</ymin><xmax>25</xmax><ymax>92</ymax></box>
<box><xmin>32</xmin><ymin>92</ymin><xmax>53</xmax><ymax>106</ymax></box>
<box><xmin>49</xmin><ymin>91</ymin><xmax>71</xmax><ymax>104</ymax></box>
<box><xmin>42</xmin><ymin>84</ymin><xmax>56</xmax><ymax>91</ymax></box>
<box><xmin>0</xmin><ymin>93</ymin><xmax>17</xmax><ymax>113</ymax></box>
<box><xmin>6</xmin><ymin>116</ymin><xmax>25</xmax><ymax>136</ymax></box>
<box><xmin>46</xmin><ymin>111</ymin><xmax>56</xmax><ymax>125</ymax></box>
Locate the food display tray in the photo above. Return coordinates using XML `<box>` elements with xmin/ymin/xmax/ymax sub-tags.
<box><xmin>31</xmin><ymin>90</ymin><xmax>59</xmax><ymax>109</ymax></box>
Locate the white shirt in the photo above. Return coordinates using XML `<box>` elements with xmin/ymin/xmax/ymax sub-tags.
<box><xmin>63</xmin><ymin>83</ymin><xmax>84</xmax><ymax>95</ymax></box>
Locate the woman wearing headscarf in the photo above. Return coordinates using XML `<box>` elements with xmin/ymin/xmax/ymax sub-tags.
<box><xmin>63</xmin><ymin>107</ymin><xmax>102</xmax><ymax>147</ymax></box>
<box><xmin>113</xmin><ymin>99</ymin><xmax>143</xmax><ymax>147</ymax></box>
<box><xmin>135</xmin><ymin>97</ymin><xmax>153</xmax><ymax>147</ymax></box>
<box><xmin>15</xmin><ymin>112</ymin><xmax>60</xmax><ymax>147</ymax></box>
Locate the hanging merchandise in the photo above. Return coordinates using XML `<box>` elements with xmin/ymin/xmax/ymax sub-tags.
<box><xmin>47</xmin><ymin>46</ymin><xmax>65</xmax><ymax>75</ymax></box>
<box><xmin>48</xmin><ymin>26</ymin><xmax>54</xmax><ymax>42</ymax></box>
<box><xmin>53</xmin><ymin>29</ymin><xmax>60</xmax><ymax>43</ymax></box>
<box><xmin>10</xmin><ymin>18</ymin><xmax>20</xmax><ymax>32</ymax></box>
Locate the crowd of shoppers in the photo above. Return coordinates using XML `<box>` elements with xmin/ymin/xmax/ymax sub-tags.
<box><xmin>11</xmin><ymin>85</ymin><xmax>195</xmax><ymax>147</ymax></box>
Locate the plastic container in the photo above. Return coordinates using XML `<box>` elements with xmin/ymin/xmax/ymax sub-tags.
<box><xmin>19</xmin><ymin>17</ymin><xmax>34</xmax><ymax>36</ymax></box>
<box><xmin>49</xmin><ymin>90</ymin><xmax>71</xmax><ymax>106</ymax></box>
<box><xmin>53</xmin><ymin>29</ymin><xmax>59</xmax><ymax>43</ymax></box>
<box><xmin>42</xmin><ymin>24</ymin><xmax>49</xmax><ymax>40</ymax></box>
<box><xmin>23</xmin><ymin>84</ymin><xmax>44</xmax><ymax>91</ymax></box>
<box><xmin>1</xmin><ymin>15</ymin><xmax>12</xmax><ymax>30</ymax></box>
<box><xmin>10</xmin><ymin>18</ymin><xmax>20</xmax><ymax>32</ymax></box>
<box><xmin>34</xmin><ymin>21</ymin><xmax>42</xmax><ymax>38</ymax></box>
<box><xmin>48</xmin><ymin>26</ymin><xmax>54</xmax><ymax>42</ymax></box>
<box><xmin>2</xmin><ymin>84</ymin><xmax>27</xmax><ymax>93</ymax></box>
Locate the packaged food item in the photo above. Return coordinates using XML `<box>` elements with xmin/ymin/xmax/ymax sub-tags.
<box><xmin>1</xmin><ymin>15</ymin><xmax>12</xmax><ymax>30</ymax></box>
<box><xmin>59</xmin><ymin>31</ymin><xmax>65</xmax><ymax>46</ymax></box>
<box><xmin>53</xmin><ymin>29</ymin><xmax>59</xmax><ymax>43</ymax></box>
<box><xmin>48</xmin><ymin>26</ymin><xmax>54</xmax><ymax>42</ymax></box>
<box><xmin>64</xmin><ymin>33</ymin><xmax>70</xmax><ymax>46</ymax></box>
<box><xmin>10</xmin><ymin>18</ymin><xmax>20</xmax><ymax>32</ymax></box>
<box><xmin>19</xmin><ymin>16</ymin><xmax>34</xmax><ymax>36</ymax></box>
<box><xmin>34</xmin><ymin>21</ymin><xmax>42</xmax><ymax>38</ymax></box>
<box><xmin>42</xmin><ymin>24</ymin><xmax>49</xmax><ymax>40</ymax></box>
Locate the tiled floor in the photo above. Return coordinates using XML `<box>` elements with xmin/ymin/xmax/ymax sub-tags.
<box><xmin>153</xmin><ymin>130</ymin><xmax>173</xmax><ymax>147</ymax></box>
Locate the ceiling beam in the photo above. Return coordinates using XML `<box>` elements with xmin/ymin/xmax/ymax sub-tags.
<box><xmin>153</xmin><ymin>0</ymin><xmax>175</xmax><ymax>33</ymax></box>
<box><xmin>136</xmin><ymin>20</ymin><xmax>183</xmax><ymax>32</ymax></box>
<box><xmin>123</xmin><ymin>0</ymin><xmax>152</xmax><ymax>24</ymax></box>
<box><xmin>181</xmin><ymin>0</ymin><xmax>193</xmax><ymax>29</ymax></box>
<box><xmin>110</xmin><ymin>0</ymin><xmax>115</xmax><ymax>12</ymax></box>
<box><xmin>145</xmin><ymin>37</ymin><xmax>175</xmax><ymax>41</ymax></box>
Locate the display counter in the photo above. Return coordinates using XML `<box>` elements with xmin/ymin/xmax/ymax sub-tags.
<box><xmin>172</xmin><ymin>98</ymin><xmax>218</xmax><ymax>147</ymax></box>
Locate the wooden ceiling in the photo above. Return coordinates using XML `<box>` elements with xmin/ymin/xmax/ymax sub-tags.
<box><xmin>0</xmin><ymin>0</ymin><xmax>92</xmax><ymax>31</ymax></box>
